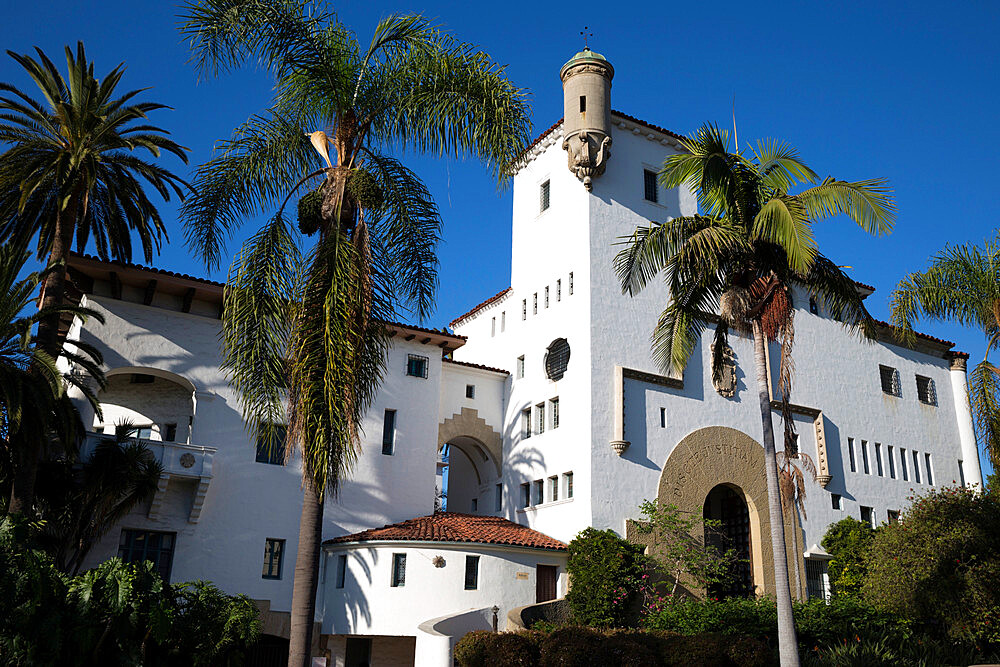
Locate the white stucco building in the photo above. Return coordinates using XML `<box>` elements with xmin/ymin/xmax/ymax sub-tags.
<box><xmin>62</xmin><ymin>48</ymin><xmax>981</xmax><ymax>667</ymax></box>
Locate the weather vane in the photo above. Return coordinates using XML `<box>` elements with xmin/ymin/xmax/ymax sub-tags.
<box><xmin>581</xmin><ymin>26</ymin><xmax>593</xmax><ymax>49</ymax></box>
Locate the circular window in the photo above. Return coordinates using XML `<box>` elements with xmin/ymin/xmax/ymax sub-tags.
<box><xmin>544</xmin><ymin>338</ymin><xmax>571</xmax><ymax>381</ymax></box>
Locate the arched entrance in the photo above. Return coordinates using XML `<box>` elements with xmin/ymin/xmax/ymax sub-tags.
<box><xmin>704</xmin><ymin>484</ymin><xmax>753</xmax><ymax>598</ymax></box>
<box><xmin>439</xmin><ymin>436</ymin><xmax>499</xmax><ymax>513</ymax></box>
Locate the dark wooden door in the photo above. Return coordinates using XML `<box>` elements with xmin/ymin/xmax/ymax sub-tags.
<box><xmin>536</xmin><ymin>564</ymin><xmax>557</xmax><ymax>603</ymax></box>
<box><xmin>345</xmin><ymin>637</ymin><xmax>372</xmax><ymax>667</ymax></box>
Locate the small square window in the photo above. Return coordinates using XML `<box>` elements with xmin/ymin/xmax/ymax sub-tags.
<box><xmin>831</xmin><ymin>493</ymin><xmax>841</xmax><ymax>510</ymax></box>
<box><xmin>564</xmin><ymin>472</ymin><xmax>574</xmax><ymax>499</ymax></box>
<box><xmin>520</xmin><ymin>482</ymin><xmax>530</xmax><ymax>508</ymax></box>
<box><xmin>466</xmin><ymin>384</ymin><xmax>476</xmax><ymax>399</ymax></box>
<box><xmin>407</xmin><ymin>355</ymin><xmax>428</xmax><ymax>378</ymax></box>
<box><xmin>540</xmin><ymin>180</ymin><xmax>551</xmax><ymax>213</ymax></box>
<box><xmin>879</xmin><ymin>365</ymin><xmax>901</xmax><ymax>396</ymax></box>
<box><xmin>465</xmin><ymin>555</ymin><xmax>480</xmax><ymax>590</ymax></box>
<box><xmin>916</xmin><ymin>375</ymin><xmax>937</xmax><ymax>405</ymax></box>
<box><xmin>256</xmin><ymin>424</ymin><xmax>287</xmax><ymax>465</ymax></box>
<box><xmin>643</xmin><ymin>169</ymin><xmax>658</xmax><ymax>203</ymax></box>
<box><xmin>336</xmin><ymin>554</ymin><xmax>347</xmax><ymax>588</ymax></box>
<box><xmin>391</xmin><ymin>553</ymin><xmax>406</xmax><ymax>587</ymax></box>
<box><xmin>860</xmin><ymin>505</ymin><xmax>874</xmax><ymax>528</ymax></box>
<box><xmin>262</xmin><ymin>538</ymin><xmax>285</xmax><ymax>580</ymax></box>
<box><xmin>381</xmin><ymin>410</ymin><xmax>396</xmax><ymax>456</ymax></box>
<box><xmin>516</xmin><ymin>355</ymin><xmax>525</xmax><ymax>379</ymax></box>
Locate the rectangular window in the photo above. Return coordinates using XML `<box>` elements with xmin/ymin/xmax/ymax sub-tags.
<box><xmin>540</xmin><ymin>180</ymin><xmax>551</xmax><ymax>213</ymax></box>
<box><xmin>880</xmin><ymin>365</ymin><xmax>901</xmax><ymax>396</ymax></box>
<box><xmin>660</xmin><ymin>407</ymin><xmax>666</xmax><ymax>428</ymax></box>
<box><xmin>495</xmin><ymin>483</ymin><xmax>502</xmax><ymax>512</ymax></box>
<box><xmin>549</xmin><ymin>476</ymin><xmax>559</xmax><ymax>502</ymax></box>
<box><xmin>164</xmin><ymin>423</ymin><xmax>177</xmax><ymax>442</ymax></box>
<box><xmin>522</xmin><ymin>299</ymin><xmax>527</xmax><ymax>321</ymax></box>
<box><xmin>958</xmin><ymin>459</ymin><xmax>966</xmax><ymax>487</ymax></box>
<box><xmin>471</xmin><ymin>498</ymin><xmax>478</xmax><ymax>512</ymax></box>
<box><xmin>887</xmin><ymin>510</ymin><xmax>900</xmax><ymax>525</ymax></box>
<box><xmin>564</xmin><ymin>472</ymin><xmax>574</xmax><ymax>499</ymax></box>
<box><xmin>137</xmin><ymin>426</ymin><xmax>154</xmax><ymax>440</ymax></box>
<box><xmin>556</xmin><ymin>280</ymin><xmax>561</xmax><ymax>302</ymax></box>
<box><xmin>831</xmin><ymin>493</ymin><xmax>841</xmax><ymax>510</ymax></box>
<box><xmin>643</xmin><ymin>169</ymin><xmax>658</xmax><ymax>203</ymax></box>
<box><xmin>391</xmin><ymin>553</ymin><xmax>406</xmax><ymax>587</ymax></box>
<box><xmin>874</xmin><ymin>443</ymin><xmax>884</xmax><ymax>476</ymax></box>
<box><xmin>464</xmin><ymin>555</ymin><xmax>480</xmax><ymax>590</ymax></box>
<box><xmin>550</xmin><ymin>397</ymin><xmax>560</xmax><ymax>429</ymax></box>
<box><xmin>569</xmin><ymin>272</ymin><xmax>574</xmax><ymax>295</ymax></box>
<box><xmin>860</xmin><ymin>505</ymin><xmax>874</xmax><ymax>528</ymax></box>
<box><xmin>336</xmin><ymin>554</ymin><xmax>347</xmax><ymax>588</ymax></box>
<box><xmin>912</xmin><ymin>450</ymin><xmax>922</xmax><ymax>483</ymax></box>
<box><xmin>262</xmin><ymin>538</ymin><xmax>285</xmax><ymax>580</ymax></box>
<box><xmin>579</xmin><ymin>95</ymin><xmax>586</xmax><ymax>112</ymax></box>
<box><xmin>861</xmin><ymin>440</ymin><xmax>870</xmax><ymax>474</ymax></box>
<box><xmin>520</xmin><ymin>482</ymin><xmax>530</xmax><ymax>509</ymax></box>
<box><xmin>501</xmin><ymin>311</ymin><xmax>506</xmax><ymax>331</ymax></box>
<box><xmin>544</xmin><ymin>286</ymin><xmax>550</xmax><ymax>308</ymax></box>
<box><xmin>521</xmin><ymin>408</ymin><xmax>532</xmax><ymax>439</ymax></box>
<box><xmin>533</xmin><ymin>480</ymin><xmax>544</xmax><ymax>505</ymax></box>
<box><xmin>888</xmin><ymin>445</ymin><xmax>896</xmax><ymax>479</ymax></box>
<box><xmin>406</xmin><ymin>354</ymin><xmax>428</xmax><ymax>378</ymax></box>
<box><xmin>924</xmin><ymin>453</ymin><xmax>934</xmax><ymax>485</ymax></box>
<box><xmin>516</xmin><ymin>355</ymin><xmax>525</xmax><ymax>379</ymax></box>
<box><xmin>533</xmin><ymin>293</ymin><xmax>538</xmax><ymax>315</ymax></box>
<box><xmin>916</xmin><ymin>375</ymin><xmax>937</xmax><ymax>405</ymax></box>
<box><xmin>536</xmin><ymin>403</ymin><xmax>545</xmax><ymax>435</ymax></box>
<box><xmin>491</xmin><ymin>317</ymin><xmax>496</xmax><ymax>336</ymax></box>
<box><xmin>256</xmin><ymin>424</ymin><xmax>287</xmax><ymax>465</ymax></box>
<box><xmin>381</xmin><ymin>409</ymin><xmax>396</xmax><ymax>455</ymax></box>
<box><xmin>806</xmin><ymin>559</ymin><xmax>829</xmax><ymax>601</ymax></box>
<box><xmin>900</xmin><ymin>448</ymin><xmax>909</xmax><ymax>481</ymax></box>
<box><xmin>118</xmin><ymin>529</ymin><xmax>175</xmax><ymax>581</ymax></box>
<box><xmin>466</xmin><ymin>384</ymin><xmax>476</xmax><ymax>399</ymax></box>
<box><xmin>847</xmin><ymin>438</ymin><xmax>857</xmax><ymax>473</ymax></box>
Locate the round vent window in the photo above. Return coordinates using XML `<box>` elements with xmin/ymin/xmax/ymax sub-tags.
<box><xmin>544</xmin><ymin>338</ymin><xmax>571</xmax><ymax>381</ymax></box>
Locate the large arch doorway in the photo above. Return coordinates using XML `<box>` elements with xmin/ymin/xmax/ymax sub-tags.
<box><xmin>439</xmin><ymin>436</ymin><xmax>499</xmax><ymax>514</ymax></box>
<box><xmin>704</xmin><ymin>484</ymin><xmax>753</xmax><ymax>598</ymax></box>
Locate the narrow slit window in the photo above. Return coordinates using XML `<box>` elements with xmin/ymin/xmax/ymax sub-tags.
<box><xmin>521</xmin><ymin>408</ymin><xmax>532</xmax><ymax>439</ymax></box>
<box><xmin>924</xmin><ymin>453</ymin><xmax>934</xmax><ymax>485</ymax></box>
<box><xmin>900</xmin><ymin>448</ymin><xmax>909</xmax><ymax>481</ymax></box>
<box><xmin>522</xmin><ymin>299</ymin><xmax>527</xmax><ymax>321</ymax></box>
<box><xmin>643</xmin><ymin>169</ymin><xmax>658</xmax><ymax>203</ymax></box>
<box><xmin>888</xmin><ymin>445</ymin><xmax>896</xmax><ymax>478</ymax></box>
<box><xmin>336</xmin><ymin>554</ymin><xmax>347</xmax><ymax>588</ymax></box>
<box><xmin>874</xmin><ymin>443</ymin><xmax>884</xmax><ymax>476</ymax></box>
<box><xmin>958</xmin><ymin>460</ymin><xmax>966</xmax><ymax>487</ymax></box>
<box><xmin>550</xmin><ymin>397</ymin><xmax>560</xmax><ymax>429</ymax></box>
<box><xmin>495</xmin><ymin>483</ymin><xmax>502</xmax><ymax>512</ymax></box>
<box><xmin>540</xmin><ymin>180</ymin><xmax>551</xmax><ymax>213</ymax></box>
<box><xmin>912</xmin><ymin>450</ymin><xmax>922</xmax><ymax>483</ymax></box>
<box><xmin>549</xmin><ymin>476</ymin><xmax>559</xmax><ymax>502</ymax></box>
<box><xmin>533</xmin><ymin>293</ymin><xmax>538</xmax><ymax>315</ymax></box>
<box><xmin>520</xmin><ymin>483</ymin><xmax>530</xmax><ymax>508</ymax></box>
<box><xmin>564</xmin><ymin>472</ymin><xmax>574</xmax><ymax>499</ymax></box>
<box><xmin>847</xmin><ymin>438</ymin><xmax>857</xmax><ymax>473</ymax></box>
<box><xmin>556</xmin><ymin>280</ymin><xmax>561</xmax><ymax>302</ymax></box>
<box><xmin>535</xmin><ymin>403</ymin><xmax>545</xmax><ymax>435</ymax></box>
<box><xmin>516</xmin><ymin>355</ymin><xmax>525</xmax><ymax>379</ymax></box>
<box><xmin>569</xmin><ymin>272</ymin><xmax>574</xmax><ymax>295</ymax></box>
<box><xmin>501</xmin><ymin>311</ymin><xmax>506</xmax><ymax>331</ymax></box>
<box><xmin>545</xmin><ymin>286</ymin><xmax>550</xmax><ymax>308</ymax></box>
<box><xmin>579</xmin><ymin>95</ymin><xmax>586</xmax><ymax>113</ymax></box>
<box><xmin>391</xmin><ymin>553</ymin><xmax>406</xmax><ymax>587</ymax></box>
<box><xmin>861</xmin><ymin>440</ymin><xmax>870</xmax><ymax>474</ymax></box>
<box><xmin>464</xmin><ymin>555</ymin><xmax>480</xmax><ymax>590</ymax></box>
<box><xmin>381</xmin><ymin>410</ymin><xmax>397</xmax><ymax>455</ymax></box>
<box><xmin>533</xmin><ymin>479</ymin><xmax>544</xmax><ymax>505</ymax></box>
<box><xmin>660</xmin><ymin>407</ymin><xmax>666</xmax><ymax>428</ymax></box>
<box><xmin>491</xmin><ymin>317</ymin><xmax>496</xmax><ymax>336</ymax></box>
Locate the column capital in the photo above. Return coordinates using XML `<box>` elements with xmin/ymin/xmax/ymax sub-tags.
<box><xmin>948</xmin><ymin>352</ymin><xmax>969</xmax><ymax>372</ymax></box>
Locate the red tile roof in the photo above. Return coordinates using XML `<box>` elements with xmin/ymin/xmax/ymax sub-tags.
<box><xmin>874</xmin><ymin>319</ymin><xmax>955</xmax><ymax>348</ymax></box>
<box><xmin>443</xmin><ymin>357</ymin><xmax>509</xmax><ymax>375</ymax></box>
<box><xmin>325</xmin><ymin>512</ymin><xmax>567</xmax><ymax>551</ymax></box>
<box><xmin>449</xmin><ymin>287</ymin><xmax>512</xmax><ymax>327</ymax></box>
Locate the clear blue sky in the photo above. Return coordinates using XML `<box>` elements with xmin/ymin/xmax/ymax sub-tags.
<box><xmin>3</xmin><ymin>2</ymin><xmax>998</xmax><ymax>474</ymax></box>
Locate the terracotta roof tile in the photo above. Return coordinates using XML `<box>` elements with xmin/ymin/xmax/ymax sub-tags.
<box><xmin>874</xmin><ymin>319</ymin><xmax>955</xmax><ymax>348</ymax></box>
<box><xmin>325</xmin><ymin>512</ymin><xmax>566</xmax><ymax>551</ymax></box>
<box><xmin>443</xmin><ymin>358</ymin><xmax>509</xmax><ymax>375</ymax></box>
<box><xmin>449</xmin><ymin>287</ymin><xmax>512</xmax><ymax>327</ymax></box>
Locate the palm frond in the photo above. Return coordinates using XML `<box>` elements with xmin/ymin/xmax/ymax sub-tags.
<box><xmin>797</xmin><ymin>177</ymin><xmax>895</xmax><ymax>235</ymax></box>
<box><xmin>969</xmin><ymin>359</ymin><xmax>1000</xmax><ymax>469</ymax></box>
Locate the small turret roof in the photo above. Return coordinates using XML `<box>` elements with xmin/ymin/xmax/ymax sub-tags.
<box><xmin>564</xmin><ymin>47</ymin><xmax>609</xmax><ymax>66</ymax></box>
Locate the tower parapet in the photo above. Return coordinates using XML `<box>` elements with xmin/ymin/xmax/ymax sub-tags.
<box><xmin>560</xmin><ymin>48</ymin><xmax>614</xmax><ymax>191</ymax></box>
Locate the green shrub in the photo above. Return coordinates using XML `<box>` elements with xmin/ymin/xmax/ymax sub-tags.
<box><xmin>643</xmin><ymin>596</ymin><xmax>776</xmax><ymax>638</ymax></box>
<box><xmin>539</xmin><ymin>626</ymin><xmax>605</xmax><ymax>666</ymax></box>
<box><xmin>595</xmin><ymin>630</ymin><xmax>660</xmax><ymax>666</ymax></box>
<box><xmin>821</xmin><ymin>517</ymin><xmax>875</xmax><ymax>598</ymax></box>
<box><xmin>862</xmin><ymin>484</ymin><xmax>1000</xmax><ymax>645</ymax></box>
<box><xmin>454</xmin><ymin>630</ymin><xmax>493</xmax><ymax>667</ymax></box>
<box><xmin>566</xmin><ymin>528</ymin><xmax>645</xmax><ymax>627</ymax></box>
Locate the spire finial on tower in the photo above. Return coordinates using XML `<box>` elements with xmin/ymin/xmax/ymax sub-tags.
<box><xmin>580</xmin><ymin>26</ymin><xmax>593</xmax><ymax>49</ymax></box>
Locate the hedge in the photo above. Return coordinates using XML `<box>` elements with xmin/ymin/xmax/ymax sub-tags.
<box><xmin>453</xmin><ymin>627</ymin><xmax>770</xmax><ymax>667</ymax></box>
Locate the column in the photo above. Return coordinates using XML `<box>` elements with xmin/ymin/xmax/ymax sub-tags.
<box><xmin>949</xmin><ymin>353</ymin><xmax>984</xmax><ymax>488</ymax></box>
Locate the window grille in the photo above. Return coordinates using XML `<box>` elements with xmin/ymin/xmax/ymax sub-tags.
<box><xmin>564</xmin><ymin>472</ymin><xmax>574</xmax><ymax>498</ymax></box>
<box><xmin>521</xmin><ymin>409</ymin><xmax>532</xmax><ymax>438</ymax></box>
<box><xmin>466</xmin><ymin>384</ymin><xmax>476</xmax><ymax>399</ymax></box>
<box><xmin>406</xmin><ymin>355</ymin><xmax>428</xmax><ymax>378</ymax></box>
<box><xmin>119</xmin><ymin>530</ymin><xmax>175</xmax><ymax>581</ymax></box>
<box><xmin>464</xmin><ymin>555</ymin><xmax>480</xmax><ymax>590</ymax></box>
<box><xmin>916</xmin><ymin>375</ymin><xmax>936</xmax><ymax>405</ymax></box>
<box><xmin>382</xmin><ymin>410</ymin><xmax>396</xmax><ymax>455</ymax></box>
<box><xmin>536</xmin><ymin>403</ymin><xmax>545</xmax><ymax>435</ymax></box>
<box><xmin>540</xmin><ymin>180</ymin><xmax>550</xmax><ymax>213</ymax></box>
<box><xmin>643</xmin><ymin>169</ymin><xmax>658</xmax><ymax>203</ymax></box>
<box><xmin>549</xmin><ymin>476</ymin><xmax>559</xmax><ymax>502</ymax></box>
<box><xmin>806</xmin><ymin>559</ymin><xmax>829</xmax><ymax>600</ymax></box>
<box><xmin>262</xmin><ymin>538</ymin><xmax>285</xmax><ymax>579</ymax></box>
<box><xmin>544</xmin><ymin>338</ymin><xmax>571</xmax><ymax>381</ymax></box>
<box><xmin>391</xmin><ymin>553</ymin><xmax>406</xmax><ymax>587</ymax></box>
<box><xmin>879</xmin><ymin>365</ymin><xmax>901</xmax><ymax>396</ymax></box>
<box><xmin>551</xmin><ymin>397</ymin><xmax>560</xmax><ymax>429</ymax></box>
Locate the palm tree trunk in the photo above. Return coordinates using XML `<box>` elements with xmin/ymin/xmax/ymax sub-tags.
<box><xmin>289</xmin><ymin>475</ymin><xmax>324</xmax><ymax>667</ymax></box>
<box><xmin>7</xmin><ymin>207</ymin><xmax>76</xmax><ymax>516</ymax></box>
<box><xmin>751</xmin><ymin>319</ymin><xmax>800</xmax><ymax>666</ymax></box>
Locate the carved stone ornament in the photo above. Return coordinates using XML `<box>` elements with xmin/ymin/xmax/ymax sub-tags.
<box><xmin>711</xmin><ymin>341</ymin><xmax>738</xmax><ymax>398</ymax></box>
<box><xmin>179</xmin><ymin>452</ymin><xmax>196</xmax><ymax>469</ymax></box>
<box><xmin>432</xmin><ymin>556</ymin><xmax>446</xmax><ymax>568</ymax></box>
<box><xmin>611</xmin><ymin>439</ymin><xmax>629</xmax><ymax>456</ymax></box>
<box><xmin>562</xmin><ymin>131</ymin><xmax>612</xmax><ymax>191</ymax></box>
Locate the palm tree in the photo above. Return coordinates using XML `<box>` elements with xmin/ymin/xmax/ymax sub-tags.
<box><xmin>615</xmin><ymin>124</ymin><xmax>894</xmax><ymax>666</ymax></box>
<box><xmin>890</xmin><ymin>238</ymin><xmax>1000</xmax><ymax>470</ymax></box>
<box><xmin>178</xmin><ymin>3</ymin><xmax>530</xmax><ymax>663</ymax></box>
<box><xmin>0</xmin><ymin>241</ymin><xmax>105</xmax><ymax>514</ymax></box>
<box><xmin>0</xmin><ymin>42</ymin><xmax>188</xmax><ymax>513</ymax></box>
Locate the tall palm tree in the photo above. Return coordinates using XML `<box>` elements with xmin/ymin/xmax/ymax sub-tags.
<box><xmin>0</xmin><ymin>240</ymin><xmax>105</xmax><ymax>514</ymax></box>
<box><xmin>615</xmin><ymin>124</ymin><xmax>894</xmax><ymax>666</ymax></box>
<box><xmin>178</xmin><ymin>2</ymin><xmax>530</xmax><ymax>663</ymax></box>
<box><xmin>890</xmin><ymin>238</ymin><xmax>1000</xmax><ymax>469</ymax></box>
<box><xmin>0</xmin><ymin>42</ymin><xmax>188</xmax><ymax>513</ymax></box>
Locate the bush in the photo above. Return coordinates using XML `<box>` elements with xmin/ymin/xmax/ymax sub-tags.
<box><xmin>539</xmin><ymin>626</ymin><xmax>605</xmax><ymax>666</ymax></box>
<box><xmin>820</xmin><ymin>517</ymin><xmax>875</xmax><ymax>598</ymax></box>
<box><xmin>566</xmin><ymin>528</ymin><xmax>645</xmax><ymax>628</ymax></box>
<box><xmin>863</xmin><ymin>485</ymin><xmax>1000</xmax><ymax>645</ymax></box>
<box><xmin>643</xmin><ymin>596</ymin><xmax>776</xmax><ymax>638</ymax></box>
<box><xmin>454</xmin><ymin>631</ymin><xmax>541</xmax><ymax>667</ymax></box>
